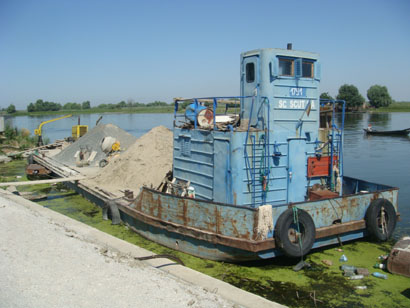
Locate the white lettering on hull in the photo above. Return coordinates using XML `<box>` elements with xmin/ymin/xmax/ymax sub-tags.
<box><xmin>277</xmin><ymin>99</ymin><xmax>316</xmax><ymax>110</ymax></box>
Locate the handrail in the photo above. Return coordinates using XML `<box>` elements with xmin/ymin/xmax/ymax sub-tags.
<box><xmin>319</xmin><ymin>99</ymin><xmax>345</xmax><ymax>195</ymax></box>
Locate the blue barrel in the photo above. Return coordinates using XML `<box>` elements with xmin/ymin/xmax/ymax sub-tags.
<box><xmin>185</xmin><ymin>103</ymin><xmax>206</xmax><ymax>123</ymax></box>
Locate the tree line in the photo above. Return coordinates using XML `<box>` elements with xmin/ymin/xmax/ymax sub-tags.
<box><xmin>320</xmin><ymin>84</ymin><xmax>393</xmax><ymax>110</ymax></box>
<box><xmin>3</xmin><ymin>84</ymin><xmax>394</xmax><ymax>114</ymax></box>
<box><xmin>3</xmin><ymin>99</ymin><xmax>171</xmax><ymax>113</ymax></box>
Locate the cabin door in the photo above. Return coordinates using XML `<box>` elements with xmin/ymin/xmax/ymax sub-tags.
<box><xmin>213</xmin><ymin>137</ymin><xmax>232</xmax><ymax>204</ymax></box>
<box><xmin>241</xmin><ymin>56</ymin><xmax>259</xmax><ymax>126</ymax></box>
<box><xmin>287</xmin><ymin>138</ymin><xmax>307</xmax><ymax>203</ymax></box>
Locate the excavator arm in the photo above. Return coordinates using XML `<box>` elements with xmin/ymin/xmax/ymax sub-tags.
<box><xmin>34</xmin><ymin>114</ymin><xmax>72</xmax><ymax>145</ymax></box>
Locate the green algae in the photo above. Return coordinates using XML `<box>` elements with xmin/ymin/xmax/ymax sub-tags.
<box><xmin>37</xmin><ymin>191</ymin><xmax>410</xmax><ymax>308</ymax></box>
<box><xmin>0</xmin><ymin>159</ymin><xmax>26</xmax><ymax>182</ymax></box>
<box><xmin>2</xmin><ymin>160</ymin><xmax>409</xmax><ymax>307</ymax></box>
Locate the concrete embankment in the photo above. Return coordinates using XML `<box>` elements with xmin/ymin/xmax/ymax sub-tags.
<box><xmin>0</xmin><ymin>190</ymin><xmax>284</xmax><ymax>308</ymax></box>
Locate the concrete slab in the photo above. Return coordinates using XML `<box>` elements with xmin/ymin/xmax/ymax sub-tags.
<box><xmin>0</xmin><ymin>190</ymin><xmax>285</xmax><ymax>308</ymax></box>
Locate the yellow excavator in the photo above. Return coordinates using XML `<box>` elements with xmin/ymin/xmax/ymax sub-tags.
<box><xmin>34</xmin><ymin>114</ymin><xmax>88</xmax><ymax>146</ymax></box>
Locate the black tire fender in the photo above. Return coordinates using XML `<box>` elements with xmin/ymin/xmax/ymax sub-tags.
<box><xmin>275</xmin><ymin>208</ymin><xmax>316</xmax><ymax>258</ymax></box>
<box><xmin>365</xmin><ymin>198</ymin><xmax>396</xmax><ymax>241</ymax></box>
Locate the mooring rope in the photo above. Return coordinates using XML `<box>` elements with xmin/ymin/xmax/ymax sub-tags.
<box><xmin>292</xmin><ymin>206</ymin><xmax>304</xmax><ymax>262</ymax></box>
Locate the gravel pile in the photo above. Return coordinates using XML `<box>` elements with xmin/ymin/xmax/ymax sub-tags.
<box><xmin>53</xmin><ymin>124</ymin><xmax>137</xmax><ymax>167</ymax></box>
<box><xmin>82</xmin><ymin>125</ymin><xmax>173</xmax><ymax>194</ymax></box>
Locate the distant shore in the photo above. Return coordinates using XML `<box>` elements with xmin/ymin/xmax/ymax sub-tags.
<box><xmin>368</xmin><ymin>101</ymin><xmax>410</xmax><ymax>112</ymax></box>
<box><xmin>2</xmin><ymin>101</ymin><xmax>410</xmax><ymax>117</ymax></box>
<box><xmin>2</xmin><ymin>106</ymin><xmax>175</xmax><ymax>117</ymax></box>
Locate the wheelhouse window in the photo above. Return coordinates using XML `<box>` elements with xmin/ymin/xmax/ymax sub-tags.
<box><xmin>302</xmin><ymin>60</ymin><xmax>314</xmax><ymax>78</ymax></box>
<box><xmin>279</xmin><ymin>58</ymin><xmax>294</xmax><ymax>76</ymax></box>
<box><xmin>246</xmin><ymin>63</ymin><xmax>255</xmax><ymax>83</ymax></box>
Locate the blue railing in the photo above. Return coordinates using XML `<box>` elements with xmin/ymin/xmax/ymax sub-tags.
<box><xmin>243</xmin><ymin>95</ymin><xmax>271</xmax><ymax>207</ymax></box>
<box><xmin>319</xmin><ymin>99</ymin><xmax>345</xmax><ymax>195</ymax></box>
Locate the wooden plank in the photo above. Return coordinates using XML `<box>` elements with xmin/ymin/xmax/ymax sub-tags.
<box><xmin>6</xmin><ymin>142</ymin><xmax>62</xmax><ymax>157</ymax></box>
<box><xmin>0</xmin><ymin>176</ymin><xmax>86</xmax><ymax>187</ymax></box>
<box><xmin>315</xmin><ymin>220</ymin><xmax>366</xmax><ymax>238</ymax></box>
<box><xmin>33</xmin><ymin>155</ymin><xmax>78</xmax><ymax>177</ymax></box>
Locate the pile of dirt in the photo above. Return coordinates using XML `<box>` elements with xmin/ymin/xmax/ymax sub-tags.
<box><xmin>83</xmin><ymin>126</ymin><xmax>173</xmax><ymax>194</ymax></box>
<box><xmin>53</xmin><ymin>124</ymin><xmax>137</xmax><ymax>167</ymax></box>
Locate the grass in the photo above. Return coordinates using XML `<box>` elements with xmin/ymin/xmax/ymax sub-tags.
<box><xmin>38</xmin><ymin>193</ymin><xmax>410</xmax><ymax>308</ymax></box>
<box><xmin>0</xmin><ymin>126</ymin><xmax>37</xmax><ymax>155</ymax></box>
<box><xmin>370</xmin><ymin>102</ymin><xmax>410</xmax><ymax>112</ymax></box>
<box><xmin>1</xmin><ymin>159</ymin><xmax>409</xmax><ymax>307</ymax></box>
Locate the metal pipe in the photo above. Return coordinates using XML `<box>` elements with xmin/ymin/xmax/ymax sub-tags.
<box><xmin>213</xmin><ymin>98</ymin><xmax>217</xmax><ymax>130</ymax></box>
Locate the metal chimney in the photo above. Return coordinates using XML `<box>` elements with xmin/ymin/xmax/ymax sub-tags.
<box><xmin>287</xmin><ymin>43</ymin><xmax>292</xmax><ymax>50</ymax></box>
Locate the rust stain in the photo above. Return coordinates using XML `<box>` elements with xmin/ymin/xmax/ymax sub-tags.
<box><xmin>183</xmin><ymin>200</ymin><xmax>188</xmax><ymax>226</ymax></box>
<box><xmin>134</xmin><ymin>197</ymin><xmax>141</xmax><ymax>211</ymax></box>
<box><xmin>243</xmin><ymin>231</ymin><xmax>251</xmax><ymax>240</ymax></box>
<box><xmin>233</xmin><ymin>192</ymin><xmax>237</xmax><ymax>205</ymax></box>
<box><xmin>157</xmin><ymin>197</ymin><xmax>162</xmax><ymax>219</ymax></box>
<box><xmin>215</xmin><ymin>206</ymin><xmax>221</xmax><ymax>234</ymax></box>
<box><xmin>176</xmin><ymin>199</ymin><xmax>186</xmax><ymax>225</ymax></box>
<box><xmin>231</xmin><ymin>219</ymin><xmax>240</xmax><ymax>237</ymax></box>
<box><xmin>120</xmin><ymin>203</ymin><xmax>276</xmax><ymax>252</ymax></box>
<box><xmin>252</xmin><ymin>210</ymin><xmax>259</xmax><ymax>240</ymax></box>
<box><xmin>350</xmin><ymin>198</ymin><xmax>357</xmax><ymax>207</ymax></box>
<box><xmin>341</xmin><ymin>196</ymin><xmax>349</xmax><ymax>208</ymax></box>
<box><xmin>135</xmin><ymin>191</ymin><xmax>143</xmax><ymax>211</ymax></box>
<box><xmin>148</xmin><ymin>193</ymin><xmax>155</xmax><ymax>216</ymax></box>
<box><xmin>370</xmin><ymin>192</ymin><xmax>380</xmax><ymax>202</ymax></box>
<box><xmin>200</xmin><ymin>206</ymin><xmax>214</xmax><ymax>232</ymax></box>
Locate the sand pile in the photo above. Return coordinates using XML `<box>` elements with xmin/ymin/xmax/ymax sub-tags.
<box><xmin>53</xmin><ymin>124</ymin><xmax>137</xmax><ymax>167</ymax></box>
<box><xmin>83</xmin><ymin>126</ymin><xmax>173</xmax><ymax>194</ymax></box>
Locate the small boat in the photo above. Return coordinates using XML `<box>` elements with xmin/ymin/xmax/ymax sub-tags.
<box><xmin>363</xmin><ymin>128</ymin><xmax>410</xmax><ymax>136</ymax></box>
<box><xmin>26</xmin><ymin>163</ymin><xmax>52</xmax><ymax>180</ymax></box>
<box><xmin>387</xmin><ymin>236</ymin><xmax>410</xmax><ymax>277</ymax></box>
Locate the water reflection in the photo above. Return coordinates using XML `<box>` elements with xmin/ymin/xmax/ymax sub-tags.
<box><xmin>368</xmin><ymin>112</ymin><xmax>390</xmax><ymax>128</ymax></box>
<box><xmin>341</xmin><ymin>112</ymin><xmax>364</xmax><ymax>130</ymax></box>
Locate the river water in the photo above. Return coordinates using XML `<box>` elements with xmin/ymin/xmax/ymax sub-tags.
<box><xmin>7</xmin><ymin>112</ymin><xmax>410</xmax><ymax>237</ymax></box>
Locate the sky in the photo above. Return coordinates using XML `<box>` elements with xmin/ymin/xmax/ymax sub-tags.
<box><xmin>1</xmin><ymin>0</ymin><xmax>409</xmax><ymax>109</ymax></box>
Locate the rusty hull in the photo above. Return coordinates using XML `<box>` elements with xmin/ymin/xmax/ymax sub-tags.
<box><xmin>30</xmin><ymin>154</ymin><xmax>400</xmax><ymax>261</ymax></box>
<box><xmin>119</xmin><ymin>182</ymin><xmax>398</xmax><ymax>260</ymax></box>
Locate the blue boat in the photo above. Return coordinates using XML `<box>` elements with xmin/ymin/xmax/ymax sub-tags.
<box><xmin>113</xmin><ymin>46</ymin><xmax>399</xmax><ymax>261</ymax></box>
<box><xmin>33</xmin><ymin>46</ymin><xmax>396</xmax><ymax>262</ymax></box>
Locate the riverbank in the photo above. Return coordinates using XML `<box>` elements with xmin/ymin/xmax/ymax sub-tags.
<box><xmin>1</xmin><ymin>159</ymin><xmax>409</xmax><ymax>307</ymax></box>
<box><xmin>3</xmin><ymin>106</ymin><xmax>175</xmax><ymax>117</ymax></box>
<box><xmin>2</xmin><ymin>101</ymin><xmax>410</xmax><ymax>118</ymax></box>
<box><xmin>0</xmin><ymin>189</ymin><xmax>280</xmax><ymax>308</ymax></box>
<box><xmin>370</xmin><ymin>102</ymin><xmax>410</xmax><ymax>112</ymax></box>
<box><xmin>0</xmin><ymin>126</ymin><xmax>37</xmax><ymax>156</ymax></box>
